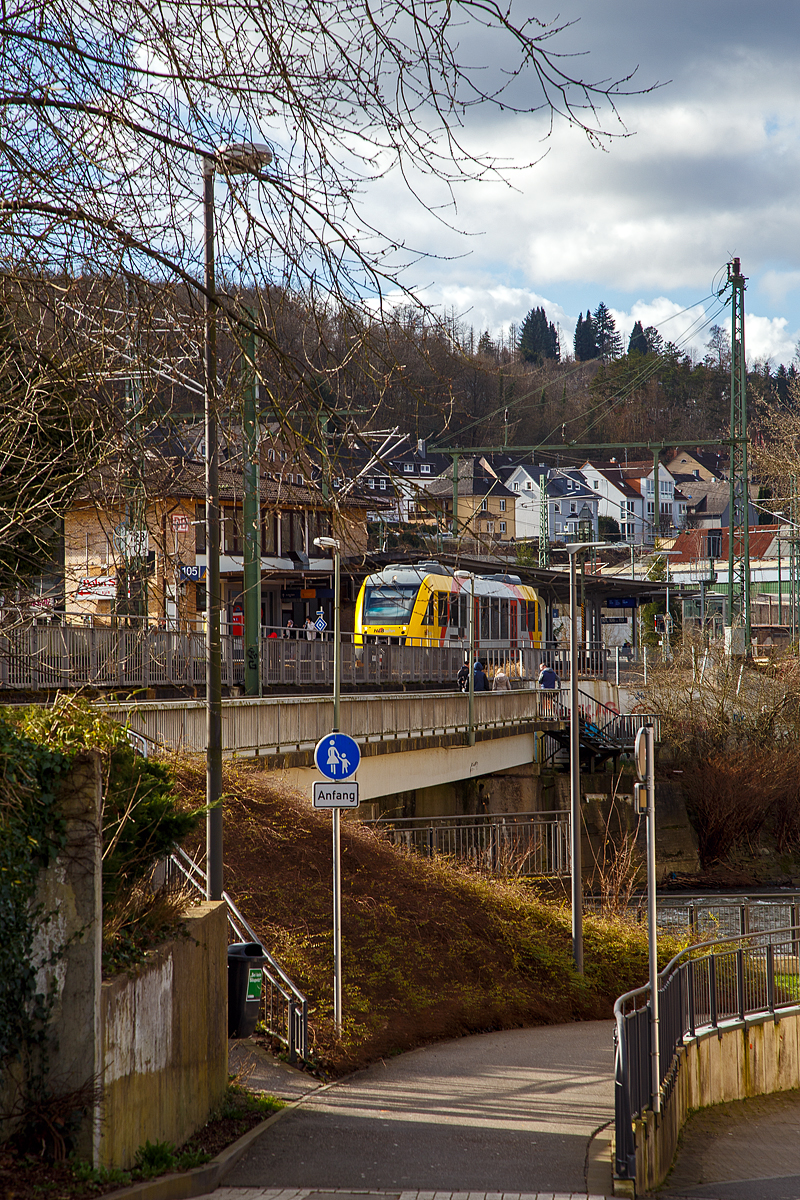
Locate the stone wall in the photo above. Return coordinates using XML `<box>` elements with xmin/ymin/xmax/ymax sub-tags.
<box><xmin>99</xmin><ymin>901</ymin><xmax>228</xmax><ymax>1170</ymax></box>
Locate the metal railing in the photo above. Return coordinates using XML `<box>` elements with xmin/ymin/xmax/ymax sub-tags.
<box><xmin>169</xmin><ymin>847</ymin><xmax>308</xmax><ymax>1063</ymax></box>
<box><xmin>362</xmin><ymin>810</ymin><xmax>571</xmax><ymax>877</ymax></box>
<box><xmin>614</xmin><ymin>923</ymin><xmax>800</xmax><ymax>1180</ymax></box>
<box><xmin>586</xmin><ymin>895</ymin><xmax>800</xmax><ymax>936</ymax></box>
<box><xmin>0</xmin><ymin>623</ymin><xmax>609</xmax><ymax>690</ymax></box>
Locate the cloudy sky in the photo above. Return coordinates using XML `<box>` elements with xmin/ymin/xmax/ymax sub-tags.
<box><xmin>372</xmin><ymin>1</ymin><xmax>800</xmax><ymax>365</ymax></box>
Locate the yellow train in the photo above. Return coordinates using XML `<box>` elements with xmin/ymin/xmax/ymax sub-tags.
<box><xmin>354</xmin><ymin>561</ymin><xmax>542</xmax><ymax>649</ymax></box>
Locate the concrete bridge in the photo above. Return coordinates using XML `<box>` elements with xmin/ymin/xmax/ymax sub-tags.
<box><xmin>105</xmin><ymin>684</ymin><xmax>652</xmax><ymax>803</ymax></box>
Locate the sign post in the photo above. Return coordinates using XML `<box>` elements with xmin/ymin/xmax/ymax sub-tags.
<box><xmin>314</xmin><ymin>728</ymin><xmax>360</xmax><ymax>1036</ymax></box>
<box><xmin>635</xmin><ymin>724</ymin><xmax>659</xmax><ymax>1113</ymax></box>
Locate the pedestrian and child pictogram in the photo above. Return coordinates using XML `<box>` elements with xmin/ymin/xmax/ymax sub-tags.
<box><xmin>314</xmin><ymin>731</ymin><xmax>360</xmax><ymax>780</ymax></box>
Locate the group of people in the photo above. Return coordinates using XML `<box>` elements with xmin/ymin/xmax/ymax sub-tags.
<box><xmin>282</xmin><ymin>617</ymin><xmax>322</xmax><ymax>640</ymax></box>
<box><xmin>456</xmin><ymin>658</ymin><xmax>560</xmax><ymax>692</ymax></box>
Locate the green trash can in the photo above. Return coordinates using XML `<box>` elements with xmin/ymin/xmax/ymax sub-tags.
<box><xmin>227</xmin><ymin>941</ymin><xmax>266</xmax><ymax>1038</ymax></box>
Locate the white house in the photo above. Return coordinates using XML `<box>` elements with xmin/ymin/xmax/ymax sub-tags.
<box><xmin>502</xmin><ymin>463</ymin><xmax>599</xmax><ymax>542</ymax></box>
<box><xmin>581</xmin><ymin>459</ymin><xmax>686</xmax><ymax>544</ymax></box>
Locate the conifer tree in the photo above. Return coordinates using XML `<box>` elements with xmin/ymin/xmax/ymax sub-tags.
<box><xmin>574</xmin><ymin>309</ymin><xmax>599</xmax><ymax>361</ymax></box>
<box><xmin>593</xmin><ymin>302</ymin><xmax>622</xmax><ymax>361</ymax></box>
<box><xmin>518</xmin><ymin>307</ymin><xmax>560</xmax><ymax>364</ymax></box>
<box><xmin>628</xmin><ymin>320</ymin><xmax>648</xmax><ymax>356</ymax></box>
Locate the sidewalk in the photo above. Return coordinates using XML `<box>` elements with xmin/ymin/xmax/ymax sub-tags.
<box><xmin>658</xmin><ymin>1088</ymin><xmax>800</xmax><ymax>1200</ymax></box>
<box><xmin>201</xmin><ymin>1022</ymin><xmax>616</xmax><ymax>1200</ymax></box>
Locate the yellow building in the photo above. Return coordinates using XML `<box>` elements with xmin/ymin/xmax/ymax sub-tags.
<box><xmin>63</xmin><ymin>458</ymin><xmax>374</xmax><ymax>632</ymax></box>
<box><xmin>411</xmin><ymin>456</ymin><xmax>517</xmax><ymax>550</ymax></box>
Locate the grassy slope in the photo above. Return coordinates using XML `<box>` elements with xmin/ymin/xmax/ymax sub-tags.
<box><xmin>174</xmin><ymin>759</ymin><xmax>678</xmax><ymax>1073</ymax></box>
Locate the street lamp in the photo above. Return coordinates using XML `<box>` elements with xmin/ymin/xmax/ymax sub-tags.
<box><xmin>564</xmin><ymin>541</ymin><xmax>605</xmax><ymax>974</ymax></box>
<box><xmin>204</xmin><ymin>140</ymin><xmax>272</xmax><ymax>903</ymax></box>
<box><xmin>455</xmin><ymin>570</ymin><xmax>476</xmax><ymax>746</ymax></box>
<box><xmin>313</xmin><ymin>537</ymin><xmax>341</xmax><ymax>732</ymax></box>
<box><xmin>313</xmin><ymin>534</ymin><xmax>343</xmax><ymax>1033</ymax></box>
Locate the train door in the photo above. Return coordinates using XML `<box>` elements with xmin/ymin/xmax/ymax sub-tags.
<box><xmin>510</xmin><ymin>599</ymin><xmax>518</xmax><ymax>649</ymax></box>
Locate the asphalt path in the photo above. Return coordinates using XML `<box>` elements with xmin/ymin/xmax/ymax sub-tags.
<box><xmin>225</xmin><ymin>1021</ymin><xmax>615</xmax><ymax>1196</ymax></box>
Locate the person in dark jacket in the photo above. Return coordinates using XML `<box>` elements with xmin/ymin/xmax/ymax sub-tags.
<box><xmin>538</xmin><ymin>660</ymin><xmax>559</xmax><ymax>689</ymax></box>
<box><xmin>456</xmin><ymin>660</ymin><xmax>470</xmax><ymax>691</ymax></box>
<box><xmin>473</xmin><ymin>659</ymin><xmax>488</xmax><ymax>691</ymax></box>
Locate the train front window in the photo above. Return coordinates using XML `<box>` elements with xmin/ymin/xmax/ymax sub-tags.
<box><xmin>364</xmin><ymin>585</ymin><xmax>418</xmax><ymax>624</ymax></box>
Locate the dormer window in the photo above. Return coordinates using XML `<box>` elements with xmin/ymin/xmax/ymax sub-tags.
<box><xmin>369</xmin><ymin>477</ymin><xmax>375</xmax><ymax>489</ymax></box>
<box><xmin>420</xmin><ymin>463</ymin><xmax>431</xmax><ymax>474</ymax></box>
<box><xmin>481</xmin><ymin>499</ymin><xmax>488</xmax><ymax>511</ymax></box>
<box><xmin>404</xmin><ymin>462</ymin><xmax>414</xmax><ymax>473</ymax></box>
<box><xmin>379</xmin><ymin>477</ymin><xmax>386</xmax><ymax>490</ymax></box>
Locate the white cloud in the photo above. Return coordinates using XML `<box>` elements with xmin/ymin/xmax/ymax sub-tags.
<box><xmin>357</xmin><ymin>0</ymin><xmax>800</xmax><ymax>362</ymax></box>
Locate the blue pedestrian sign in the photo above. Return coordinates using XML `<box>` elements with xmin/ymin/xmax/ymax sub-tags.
<box><xmin>314</xmin><ymin>732</ymin><xmax>360</xmax><ymax>780</ymax></box>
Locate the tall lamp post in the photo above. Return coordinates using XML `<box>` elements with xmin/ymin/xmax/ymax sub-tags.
<box><xmin>314</xmin><ymin>535</ymin><xmax>343</xmax><ymax>1031</ymax></box>
<box><xmin>204</xmin><ymin>140</ymin><xmax>272</xmax><ymax>903</ymax></box>
<box><xmin>455</xmin><ymin>570</ymin><xmax>475</xmax><ymax>746</ymax></box>
<box><xmin>564</xmin><ymin>541</ymin><xmax>604</xmax><ymax>974</ymax></box>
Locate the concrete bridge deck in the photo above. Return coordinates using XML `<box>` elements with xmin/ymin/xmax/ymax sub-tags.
<box><xmin>103</xmin><ymin>686</ymin><xmax>651</xmax><ymax>803</ymax></box>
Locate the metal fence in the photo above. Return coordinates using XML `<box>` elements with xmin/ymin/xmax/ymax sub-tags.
<box><xmin>0</xmin><ymin>623</ymin><xmax>609</xmax><ymax>691</ymax></box>
<box><xmin>362</xmin><ymin>810</ymin><xmax>571</xmax><ymax>877</ymax></box>
<box><xmin>587</xmin><ymin>895</ymin><xmax>800</xmax><ymax>937</ymax></box>
<box><xmin>168</xmin><ymin>847</ymin><xmax>308</xmax><ymax>1063</ymax></box>
<box><xmin>614</xmin><ymin>923</ymin><xmax>800</xmax><ymax>1180</ymax></box>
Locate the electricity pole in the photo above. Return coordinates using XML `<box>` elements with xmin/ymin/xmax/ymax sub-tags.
<box><xmin>725</xmin><ymin>257</ymin><xmax>750</xmax><ymax>655</ymax></box>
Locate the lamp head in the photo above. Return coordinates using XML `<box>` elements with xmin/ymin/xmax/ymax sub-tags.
<box><xmin>314</xmin><ymin>536</ymin><xmax>340</xmax><ymax>551</ymax></box>
<box><xmin>216</xmin><ymin>141</ymin><xmax>273</xmax><ymax>175</ymax></box>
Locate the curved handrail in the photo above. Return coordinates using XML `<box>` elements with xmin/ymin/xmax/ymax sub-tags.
<box><xmin>614</xmin><ymin>921</ymin><xmax>798</xmax><ymax>1016</ymax></box>
<box><xmin>614</xmin><ymin>921</ymin><xmax>800</xmax><ymax>1181</ymax></box>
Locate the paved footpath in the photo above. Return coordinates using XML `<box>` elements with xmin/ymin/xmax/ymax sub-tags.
<box><xmin>659</xmin><ymin>1089</ymin><xmax>800</xmax><ymax>1200</ymax></box>
<box><xmin>201</xmin><ymin>1021</ymin><xmax>616</xmax><ymax>1200</ymax></box>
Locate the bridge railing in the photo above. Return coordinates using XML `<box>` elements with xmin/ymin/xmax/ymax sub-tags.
<box><xmin>101</xmin><ymin>687</ymin><xmax>569</xmax><ymax>757</ymax></box>
<box><xmin>168</xmin><ymin>846</ymin><xmax>308</xmax><ymax>1063</ymax></box>
<box><xmin>363</xmin><ymin>810</ymin><xmax>570</xmax><ymax>877</ymax></box>
<box><xmin>0</xmin><ymin>623</ymin><xmax>608</xmax><ymax>690</ymax></box>
<box><xmin>614</xmin><ymin>925</ymin><xmax>800</xmax><ymax>1182</ymax></box>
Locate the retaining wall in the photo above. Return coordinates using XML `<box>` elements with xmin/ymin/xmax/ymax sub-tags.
<box><xmin>631</xmin><ymin>1009</ymin><xmax>800</xmax><ymax>1194</ymax></box>
<box><xmin>99</xmin><ymin>901</ymin><xmax>228</xmax><ymax>1169</ymax></box>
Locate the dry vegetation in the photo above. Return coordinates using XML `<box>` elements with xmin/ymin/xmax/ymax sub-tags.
<box><xmin>174</xmin><ymin>759</ymin><xmax>678</xmax><ymax>1073</ymax></box>
<box><xmin>638</xmin><ymin>649</ymin><xmax>800</xmax><ymax>869</ymax></box>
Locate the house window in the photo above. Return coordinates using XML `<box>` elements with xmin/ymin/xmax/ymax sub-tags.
<box><xmin>554</xmin><ymin>522</ymin><xmax>561</xmax><ymax>533</ymax></box>
<box><xmin>593</xmin><ymin>480</ymin><xmax>599</xmax><ymax>489</ymax></box>
<box><xmin>647</xmin><ymin>501</ymin><xmax>654</xmax><ymax>515</ymax></box>
<box><xmin>368</xmin><ymin>477</ymin><xmax>375</xmax><ymax>489</ymax></box>
<box><xmin>296</xmin><ymin>474</ymin><xmax>304</xmax><ymax>486</ymax></box>
<box><xmin>526</xmin><ymin>481</ymin><xmax>532</xmax><ymax>490</ymax></box>
<box><xmin>499</xmin><ymin>499</ymin><xmax>506</xmax><ymax>512</ymax></box>
<box><xmin>285</xmin><ymin>473</ymin><xmax>293</xmax><ymax>485</ymax></box>
<box><xmin>499</xmin><ymin>521</ymin><xmax>506</xmax><ymax>534</ymax></box>
<box><xmin>486</xmin><ymin>522</ymin><xmax>494</xmax><ymax>534</ymax></box>
<box><xmin>481</xmin><ymin>499</ymin><xmax>488</xmax><ymax>511</ymax></box>
<box><xmin>404</xmin><ymin>462</ymin><xmax>414</xmax><ymax>473</ymax></box>
<box><xmin>554</xmin><ymin>502</ymin><xmax>561</xmax><ymax>513</ymax></box>
<box><xmin>379</xmin><ymin>477</ymin><xmax>386</xmax><ymax>490</ymax></box>
<box><xmin>513</xmin><ymin>482</ymin><xmax>519</xmax><ymax>491</ymax></box>
<box><xmin>570</xmin><ymin>501</ymin><xmax>577</xmax><ymax>514</ymax></box>
<box><xmin>626</xmin><ymin>500</ymin><xmax>635</xmax><ymax>513</ymax></box>
<box><xmin>420</xmin><ymin>463</ymin><xmax>431</xmax><ymax>474</ymax></box>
